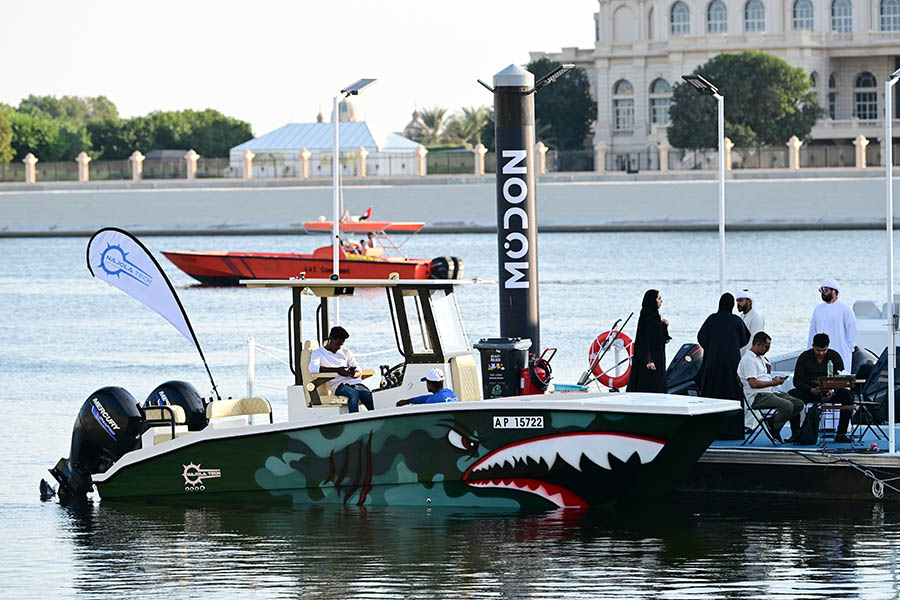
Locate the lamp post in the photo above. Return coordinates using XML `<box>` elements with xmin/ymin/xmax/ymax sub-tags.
<box><xmin>331</xmin><ymin>78</ymin><xmax>376</xmax><ymax>325</ymax></box>
<box><xmin>682</xmin><ymin>74</ymin><xmax>725</xmax><ymax>297</ymax></box>
<box><xmin>885</xmin><ymin>67</ymin><xmax>900</xmax><ymax>454</ymax></box>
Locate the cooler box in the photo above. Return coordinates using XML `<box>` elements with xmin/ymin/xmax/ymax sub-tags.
<box><xmin>474</xmin><ymin>337</ymin><xmax>531</xmax><ymax>399</ymax></box>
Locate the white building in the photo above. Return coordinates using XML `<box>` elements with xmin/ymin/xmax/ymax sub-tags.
<box><xmin>532</xmin><ymin>0</ymin><xmax>900</xmax><ymax>164</ymax></box>
<box><xmin>229</xmin><ymin>121</ymin><xmax>424</xmax><ymax>178</ymax></box>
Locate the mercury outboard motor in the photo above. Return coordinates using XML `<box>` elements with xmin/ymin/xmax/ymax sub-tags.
<box><xmin>666</xmin><ymin>343</ymin><xmax>704</xmax><ymax>396</ymax></box>
<box><xmin>429</xmin><ymin>256</ymin><xmax>464</xmax><ymax>279</ymax></box>
<box><xmin>145</xmin><ymin>380</ymin><xmax>208</xmax><ymax>431</ymax></box>
<box><xmin>47</xmin><ymin>386</ymin><xmax>144</xmax><ymax>502</ymax></box>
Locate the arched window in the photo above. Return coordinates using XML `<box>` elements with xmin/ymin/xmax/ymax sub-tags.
<box><xmin>854</xmin><ymin>72</ymin><xmax>878</xmax><ymax>120</ymax></box>
<box><xmin>810</xmin><ymin>71</ymin><xmax>818</xmax><ymax>88</ymax></box>
<box><xmin>745</xmin><ymin>0</ymin><xmax>766</xmax><ymax>31</ymax></box>
<box><xmin>613</xmin><ymin>79</ymin><xmax>635</xmax><ymax>131</ymax></box>
<box><xmin>671</xmin><ymin>1</ymin><xmax>691</xmax><ymax>34</ymax></box>
<box><xmin>882</xmin><ymin>0</ymin><xmax>900</xmax><ymax>30</ymax></box>
<box><xmin>832</xmin><ymin>0</ymin><xmax>852</xmax><ymax>32</ymax></box>
<box><xmin>707</xmin><ymin>0</ymin><xmax>728</xmax><ymax>32</ymax></box>
<box><xmin>793</xmin><ymin>0</ymin><xmax>814</xmax><ymax>29</ymax></box>
<box><xmin>649</xmin><ymin>79</ymin><xmax>672</xmax><ymax>125</ymax></box>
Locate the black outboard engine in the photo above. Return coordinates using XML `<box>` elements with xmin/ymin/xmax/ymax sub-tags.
<box><xmin>145</xmin><ymin>380</ymin><xmax>208</xmax><ymax>431</ymax></box>
<box><xmin>666</xmin><ymin>343</ymin><xmax>704</xmax><ymax>396</ymax></box>
<box><xmin>429</xmin><ymin>256</ymin><xmax>464</xmax><ymax>279</ymax></box>
<box><xmin>852</xmin><ymin>346</ymin><xmax>877</xmax><ymax>377</ymax></box>
<box><xmin>48</xmin><ymin>387</ymin><xmax>144</xmax><ymax>502</ymax></box>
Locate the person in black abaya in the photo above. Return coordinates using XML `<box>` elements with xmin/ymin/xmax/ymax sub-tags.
<box><xmin>698</xmin><ymin>292</ymin><xmax>750</xmax><ymax>438</ymax></box>
<box><xmin>626</xmin><ymin>289</ymin><xmax>671</xmax><ymax>393</ymax></box>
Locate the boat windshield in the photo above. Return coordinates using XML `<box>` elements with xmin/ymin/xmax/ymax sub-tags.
<box><xmin>431</xmin><ymin>289</ymin><xmax>469</xmax><ymax>354</ymax></box>
<box><xmin>403</xmin><ymin>293</ymin><xmax>433</xmax><ymax>354</ymax></box>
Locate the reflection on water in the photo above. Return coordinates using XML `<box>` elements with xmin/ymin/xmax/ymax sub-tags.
<box><xmin>30</xmin><ymin>498</ymin><xmax>898</xmax><ymax>599</ymax></box>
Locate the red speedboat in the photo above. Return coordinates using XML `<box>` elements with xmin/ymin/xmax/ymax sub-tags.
<box><xmin>162</xmin><ymin>221</ymin><xmax>463</xmax><ymax>285</ymax></box>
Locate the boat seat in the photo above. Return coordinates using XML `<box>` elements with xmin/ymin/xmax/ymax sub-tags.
<box><xmin>205</xmin><ymin>397</ymin><xmax>273</xmax><ymax>425</ymax></box>
<box><xmin>450</xmin><ymin>353</ymin><xmax>481</xmax><ymax>402</ymax></box>
<box><xmin>141</xmin><ymin>404</ymin><xmax>190</xmax><ymax>446</ymax></box>
<box><xmin>364</xmin><ymin>247</ymin><xmax>384</xmax><ymax>257</ymax></box>
<box><xmin>300</xmin><ymin>340</ymin><xmax>348</xmax><ymax>408</ymax></box>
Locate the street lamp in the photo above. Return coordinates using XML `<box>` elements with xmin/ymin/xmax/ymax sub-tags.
<box><xmin>682</xmin><ymin>74</ymin><xmax>726</xmax><ymax>297</ymax></box>
<box><xmin>884</xmin><ymin>67</ymin><xmax>900</xmax><ymax>454</ymax></box>
<box><xmin>331</xmin><ymin>78</ymin><xmax>376</xmax><ymax>325</ymax></box>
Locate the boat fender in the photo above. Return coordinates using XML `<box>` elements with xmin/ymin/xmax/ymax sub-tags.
<box><xmin>588</xmin><ymin>331</ymin><xmax>633</xmax><ymax>389</ymax></box>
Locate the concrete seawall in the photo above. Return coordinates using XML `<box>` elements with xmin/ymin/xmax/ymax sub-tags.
<box><xmin>0</xmin><ymin>169</ymin><xmax>894</xmax><ymax>236</ymax></box>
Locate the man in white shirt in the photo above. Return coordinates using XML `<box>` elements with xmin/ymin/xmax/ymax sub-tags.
<box><xmin>736</xmin><ymin>289</ymin><xmax>764</xmax><ymax>356</ymax></box>
<box><xmin>310</xmin><ymin>326</ymin><xmax>373</xmax><ymax>413</ymax></box>
<box><xmin>737</xmin><ymin>331</ymin><xmax>804</xmax><ymax>443</ymax></box>
<box><xmin>808</xmin><ymin>278</ymin><xmax>856</xmax><ymax>373</ymax></box>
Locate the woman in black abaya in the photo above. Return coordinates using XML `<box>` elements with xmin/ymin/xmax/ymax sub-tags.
<box><xmin>697</xmin><ymin>292</ymin><xmax>750</xmax><ymax>400</ymax></box>
<box><xmin>626</xmin><ymin>289</ymin><xmax>671</xmax><ymax>393</ymax></box>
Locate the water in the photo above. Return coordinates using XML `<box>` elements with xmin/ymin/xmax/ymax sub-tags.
<box><xmin>2</xmin><ymin>230</ymin><xmax>900</xmax><ymax>598</ymax></box>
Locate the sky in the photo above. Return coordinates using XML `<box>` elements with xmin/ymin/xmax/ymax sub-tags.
<box><xmin>1</xmin><ymin>0</ymin><xmax>597</xmax><ymax>138</ymax></box>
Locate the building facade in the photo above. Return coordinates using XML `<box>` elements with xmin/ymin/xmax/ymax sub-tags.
<box><xmin>532</xmin><ymin>0</ymin><xmax>900</xmax><ymax>163</ymax></box>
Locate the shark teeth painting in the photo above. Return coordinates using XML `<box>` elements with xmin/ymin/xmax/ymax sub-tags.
<box><xmin>462</xmin><ymin>432</ymin><xmax>666</xmax><ymax>508</ymax></box>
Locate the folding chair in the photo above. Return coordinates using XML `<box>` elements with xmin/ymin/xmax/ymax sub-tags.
<box><xmin>742</xmin><ymin>395</ymin><xmax>778</xmax><ymax>446</ymax></box>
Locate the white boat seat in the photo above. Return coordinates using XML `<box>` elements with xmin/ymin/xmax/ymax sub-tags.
<box><xmin>300</xmin><ymin>340</ymin><xmax>349</xmax><ymax>408</ymax></box>
<box><xmin>205</xmin><ymin>397</ymin><xmax>273</xmax><ymax>423</ymax></box>
<box><xmin>144</xmin><ymin>405</ymin><xmax>187</xmax><ymax>424</ymax></box>
<box><xmin>152</xmin><ymin>430</ymin><xmax>191</xmax><ymax>445</ymax></box>
<box><xmin>450</xmin><ymin>353</ymin><xmax>481</xmax><ymax>401</ymax></box>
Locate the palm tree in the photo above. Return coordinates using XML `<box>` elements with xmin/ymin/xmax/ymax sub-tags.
<box><xmin>458</xmin><ymin>106</ymin><xmax>490</xmax><ymax>145</ymax></box>
<box><xmin>420</xmin><ymin>106</ymin><xmax>448</xmax><ymax>146</ymax></box>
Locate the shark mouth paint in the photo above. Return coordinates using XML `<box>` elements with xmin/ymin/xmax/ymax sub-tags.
<box><xmin>462</xmin><ymin>432</ymin><xmax>666</xmax><ymax>509</ymax></box>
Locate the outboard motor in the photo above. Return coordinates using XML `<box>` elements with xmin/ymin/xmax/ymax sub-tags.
<box><xmin>145</xmin><ymin>380</ymin><xmax>208</xmax><ymax>431</ymax></box>
<box><xmin>666</xmin><ymin>343</ymin><xmax>704</xmax><ymax>396</ymax></box>
<box><xmin>429</xmin><ymin>256</ymin><xmax>464</xmax><ymax>279</ymax></box>
<box><xmin>48</xmin><ymin>387</ymin><xmax>144</xmax><ymax>502</ymax></box>
<box><xmin>852</xmin><ymin>346</ymin><xmax>877</xmax><ymax>376</ymax></box>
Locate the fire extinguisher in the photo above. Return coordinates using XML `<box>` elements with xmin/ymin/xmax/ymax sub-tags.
<box><xmin>520</xmin><ymin>348</ymin><xmax>557</xmax><ymax>395</ymax></box>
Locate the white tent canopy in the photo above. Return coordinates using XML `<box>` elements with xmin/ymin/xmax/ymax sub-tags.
<box><xmin>229</xmin><ymin>122</ymin><xmax>423</xmax><ymax>178</ymax></box>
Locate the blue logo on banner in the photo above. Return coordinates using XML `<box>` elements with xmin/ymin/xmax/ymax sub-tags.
<box><xmin>98</xmin><ymin>244</ymin><xmax>153</xmax><ymax>287</ymax></box>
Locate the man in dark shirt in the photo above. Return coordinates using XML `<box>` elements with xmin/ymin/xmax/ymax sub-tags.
<box><xmin>789</xmin><ymin>332</ymin><xmax>853</xmax><ymax>442</ymax></box>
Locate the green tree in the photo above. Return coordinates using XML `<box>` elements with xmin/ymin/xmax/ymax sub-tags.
<box><xmin>0</xmin><ymin>110</ymin><xmax>13</xmax><ymax>163</ymax></box>
<box><xmin>420</xmin><ymin>106</ymin><xmax>448</xmax><ymax>146</ymax></box>
<box><xmin>457</xmin><ymin>105</ymin><xmax>490</xmax><ymax>145</ymax></box>
<box><xmin>19</xmin><ymin>94</ymin><xmax>119</xmax><ymax>125</ymax></box>
<box><xmin>6</xmin><ymin>110</ymin><xmax>90</xmax><ymax>161</ymax></box>
<box><xmin>667</xmin><ymin>51</ymin><xmax>823</xmax><ymax>148</ymax></box>
<box><xmin>526</xmin><ymin>58</ymin><xmax>596</xmax><ymax>150</ymax></box>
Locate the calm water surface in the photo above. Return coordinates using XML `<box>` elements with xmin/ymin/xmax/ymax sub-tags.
<box><xmin>1</xmin><ymin>230</ymin><xmax>899</xmax><ymax>598</ymax></box>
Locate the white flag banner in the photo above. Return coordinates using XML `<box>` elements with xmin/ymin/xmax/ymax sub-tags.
<box><xmin>86</xmin><ymin>227</ymin><xmax>196</xmax><ymax>347</ymax></box>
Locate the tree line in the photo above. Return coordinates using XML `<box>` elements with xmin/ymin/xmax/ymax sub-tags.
<box><xmin>0</xmin><ymin>95</ymin><xmax>253</xmax><ymax>163</ymax></box>
<box><xmin>408</xmin><ymin>59</ymin><xmax>597</xmax><ymax>152</ymax></box>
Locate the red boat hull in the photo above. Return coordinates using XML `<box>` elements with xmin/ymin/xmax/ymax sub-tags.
<box><xmin>162</xmin><ymin>247</ymin><xmax>432</xmax><ymax>285</ymax></box>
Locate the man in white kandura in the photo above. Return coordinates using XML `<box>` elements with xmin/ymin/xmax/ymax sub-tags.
<box><xmin>808</xmin><ymin>278</ymin><xmax>856</xmax><ymax>373</ymax></box>
<box><xmin>736</xmin><ymin>289</ymin><xmax>765</xmax><ymax>357</ymax></box>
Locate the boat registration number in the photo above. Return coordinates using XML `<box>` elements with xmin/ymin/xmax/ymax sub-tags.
<box><xmin>493</xmin><ymin>416</ymin><xmax>543</xmax><ymax>429</ymax></box>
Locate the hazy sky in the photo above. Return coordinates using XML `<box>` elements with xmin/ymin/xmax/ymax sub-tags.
<box><xmin>2</xmin><ymin>1</ymin><xmax>597</xmax><ymax>137</ymax></box>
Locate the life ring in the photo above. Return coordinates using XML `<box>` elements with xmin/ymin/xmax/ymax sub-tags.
<box><xmin>588</xmin><ymin>331</ymin><xmax>634</xmax><ymax>389</ymax></box>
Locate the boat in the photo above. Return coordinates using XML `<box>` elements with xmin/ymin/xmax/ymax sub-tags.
<box><xmin>161</xmin><ymin>221</ymin><xmax>463</xmax><ymax>285</ymax></box>
<box><xmin>46</xmin><ymin>276</ymin><xmax>738</xmax><ymax>510</ymax></box>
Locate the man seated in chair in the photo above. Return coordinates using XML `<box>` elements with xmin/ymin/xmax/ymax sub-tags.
<box><xmin>737</xmin><ymin>331</ymin><xmax>804</xmax><ymax>443</ymax></box>
<box><xmin>789</xmin><ymin>332</ymin><xmax>853</xmax><ymax>443</ymax></box>
<box><xmin>310</xmin><ymin>326</ymin><xmax>374</xmax><ymax>413</ymax></box>
<box><xmin>396</xmin><ymin>368</ymin><xmax>458</xmax><ymax>406</ymax></box>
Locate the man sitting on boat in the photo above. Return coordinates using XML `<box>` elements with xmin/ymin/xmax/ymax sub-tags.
<box><xmin>789</xmin><ymin>332</ymin><xmax>853</xmax><ymax>443</ymax></box>
<box><xmin>310</xmin><ymin>326</ymin><xmax>374</xmax><ymax>413</ymax></box>
<box><xmin>737</xmin><ymin>331</ymin><xmax>804</xmax><ymax>443</ymax></box>
<box><xmin>395</xmin><ymin>368</ymin><xmax>458</xmax><ymax>406</ymax></box>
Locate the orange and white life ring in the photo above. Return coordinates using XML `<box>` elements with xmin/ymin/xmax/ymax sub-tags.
<box><xmin>588</xmin><ymin>331</ymin><xmax>634</xmax><ymax>389</ymax></box>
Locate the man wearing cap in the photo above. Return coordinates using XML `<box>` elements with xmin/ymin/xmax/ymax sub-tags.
<box><xmin>808</xmin><ymin>278</ymin><xmax>856</xmax><ymax>373</ymax></box>
<box><xmin>736</xmin><ymin>289</ymin><xmax>765</xmax><ymax>357</ymax></box>
<box><xmin>396</xmin><ymin>368</ymin><xmax>459</xmax><ymax>406</ymax></box>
